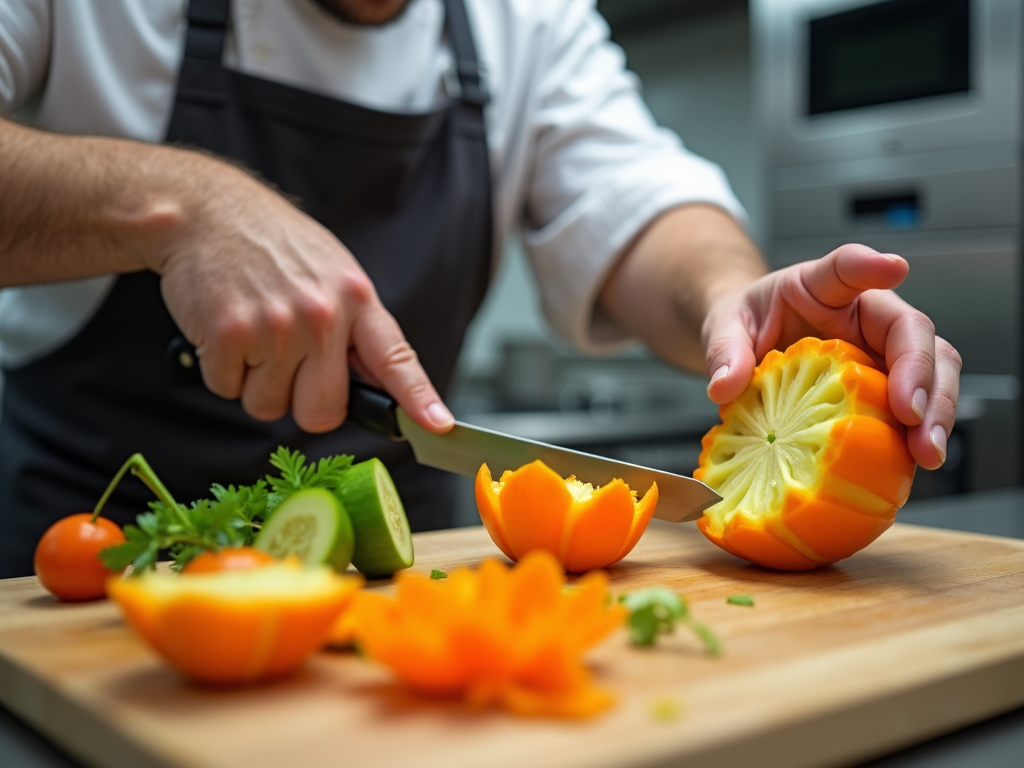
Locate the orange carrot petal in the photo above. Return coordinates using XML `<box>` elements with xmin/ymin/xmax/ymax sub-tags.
<box><xmin>474</xmin><ymin>463</ymin><xmax>516</xmax><ymax>560</ymax></box>
<box><xmin>500</xmin><ymin>461</ymin><xmax>574</xmax><ymax>558</ymax></box>
<box><xmin>611</xmin><ymin>482</ymin><xmax>659</xmax><ymax>563</ymax></box>
<box><xmin>560</xmin><ymin>479</ymin><xmax>637</xmax><ymax>573</ymax></box>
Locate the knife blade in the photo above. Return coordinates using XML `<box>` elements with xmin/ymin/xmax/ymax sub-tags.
<box><xmin>347</xmin><ymin>380</ymin><xmax>721</xmax><ymax>523</ymax></box>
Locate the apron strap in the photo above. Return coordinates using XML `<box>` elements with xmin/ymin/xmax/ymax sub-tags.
<box><xmin>182</xmin><ymin>0</ymin><xmax>230</xmax><ymax>62</ymax></box>
<box><xmin>442</xmin><ymin>0</ymin><xmax>490</xmax><ymax>106</ymax></box>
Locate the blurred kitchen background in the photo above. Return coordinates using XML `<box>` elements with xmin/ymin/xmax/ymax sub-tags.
<box><xmin>447</xmin><ymin>0</ymin><xmax>1023</xmax><ymax>525</ymax></box>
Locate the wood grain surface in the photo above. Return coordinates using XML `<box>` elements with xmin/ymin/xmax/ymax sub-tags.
<box><xmin>1</xmin><ymin>521</ymin><xmax>1023</xmax><ymax>768</ymax></box>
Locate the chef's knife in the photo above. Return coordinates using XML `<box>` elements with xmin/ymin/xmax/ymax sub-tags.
<box><xmin>347</xmin><ymin>380</ymin><xmax>721</xmax><ymax>523</ymax></box>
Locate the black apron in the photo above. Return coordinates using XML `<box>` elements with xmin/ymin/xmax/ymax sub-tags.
<box><xmin>0</xmin><ymin>0</ymin><xmax>493</xmax><ymax>578</ymax></box>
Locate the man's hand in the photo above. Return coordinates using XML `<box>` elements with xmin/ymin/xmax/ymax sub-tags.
<box><xmin>0</xmin><ymin>117</ymin><xmax>453</xmax><ymax>435</ymax></box>
<box><xmin>700</xmin><ymin>244</ymin><xmax>960</xmax><ymax>470</ymax></box>
<box><xmin>599</xmin><ymin>205</ymin><xmax>961</xmax><ymax>471</ymax></box>
<box><xmin>152</xmin><ymin>160</ymin><xmax>454</xmax><ymax>434</ymax></box>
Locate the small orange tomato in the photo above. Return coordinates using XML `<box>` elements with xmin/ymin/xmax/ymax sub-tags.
<box><xmin>475</xmin><ymin>460</ymin><xmax>658</xmax><ymax>573</ymax></box>
<box><xmin>108</xmin><ymin>561</ymin><xmax>362</xmax><ymax>686</ymax></box>
<box><xmin>181</xmin><ymin>547</ymin><xmax>277</xmax><ymax>574</ymax></box>
<box><xmin>694</xmin><ymin>337</ymin><xmax>916</xmax><ymax>570</ymax></box>
<box><xmin>33</xmin><ymin>513</ymin><xmax>127</xmax><ymax>601</ymax></box>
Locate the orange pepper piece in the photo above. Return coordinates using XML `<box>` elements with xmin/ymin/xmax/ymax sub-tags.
<box><xmin>180</xmin><ymin>546</ymin><xmax>277</xmax><ymax>574</ymax></box>
<box><xmin>695</xmin><ymin>337</ymin><xmax>916</xmax><ymax>570</ymax></box>
<box><xmin>474</xmin><ymin>459</ymin><xmax>658</xmax><ymax>573</ymax></box>
<box><xmin>108</xmin><ymin>562</ymin><xmax>363</xmax><ymax>685</ymax></box>
<box><xmin>348</xmin><ymin>550</ymin><xmax>627</xmax><ymax>718</ymax></box>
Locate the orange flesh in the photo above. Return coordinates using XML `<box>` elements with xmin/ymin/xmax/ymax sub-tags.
<box><xmin>694</xmin><ymin>337</ymin><xmax>916</xmax><ymax>570</ymax></box>
<box><xmin>108</xmin><ymin>563</ymin><xmax>362</xmax><ymax>685</ymax></box>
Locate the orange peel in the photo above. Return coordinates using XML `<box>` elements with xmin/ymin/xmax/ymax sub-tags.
<box><xmin>475</xmin><ymin>459</ymin><xmax>658</xmax><ymax>572</ymax></box>
<box><xmin>695</xmin><ymin>337</ymin><xmax>916</xmax><ymax>570</ymax></box>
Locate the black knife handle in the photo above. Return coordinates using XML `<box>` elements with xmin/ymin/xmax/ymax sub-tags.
<box><xmin>347</xmin><ymin>379</ymin><xmax>403</xmax><ymax>440</ymax></box>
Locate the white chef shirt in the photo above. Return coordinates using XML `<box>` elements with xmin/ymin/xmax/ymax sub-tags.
<box><xmin>0</xmin><ymin>0</ymin><xmax>746</xmax><ymax>368</ymax></box>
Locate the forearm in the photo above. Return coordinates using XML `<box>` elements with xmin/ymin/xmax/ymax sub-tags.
<box><xmin>0</xmin><ymin>116</ymin><xmax>227</xmax><ymax>286</ymax></box>
<box><xmin>598</xmin><ymin>203</ymin><xmax>767</xmax><ymax>373</ymax></box>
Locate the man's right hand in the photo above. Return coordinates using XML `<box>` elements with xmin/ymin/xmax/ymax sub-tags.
<box><xmin>152</xmin><ymin>158</ymin><xmax>455</xmax><ymax>434</ymax></box>
<box><xmin>0</xmin><ymin>117</ymin><xmax>453</xmax><ymax>435</ymax></box>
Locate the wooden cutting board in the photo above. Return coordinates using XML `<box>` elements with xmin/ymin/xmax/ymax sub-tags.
<box><xmin>2</xmin><ymin>521</ymin><xmax>1023</xmax><ymax>768</ymax></box>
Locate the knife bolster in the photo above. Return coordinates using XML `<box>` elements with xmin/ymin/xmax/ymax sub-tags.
<box><xmin>348</xmin><ymin>380</ymin><xmax>403</xmax><ymax>440</ymax></box>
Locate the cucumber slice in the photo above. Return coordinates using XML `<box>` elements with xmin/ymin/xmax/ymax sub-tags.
<box><xmin>254</xmin><ymin>487</ymin><xmax>355</xmax><ymax>572</ymax></box>
<box><xmin>335</xmin><ymin>458</ymin><xmax>413</xmax><ymax>578</ymax></box>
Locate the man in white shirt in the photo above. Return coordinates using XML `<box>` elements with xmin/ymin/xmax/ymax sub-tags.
<box><xmin>0</xmin><ymin>0</ymin><xmax>960</xmax><ymax>576</ymax></box>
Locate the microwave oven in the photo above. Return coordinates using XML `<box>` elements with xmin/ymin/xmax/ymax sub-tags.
<box><xmin>752</xmin><ymin>0</ymin><xmax>1022</xmax><ymax>167</ymax></box>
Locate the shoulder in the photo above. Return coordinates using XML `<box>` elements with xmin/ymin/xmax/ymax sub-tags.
<box><xmin>465</xmin><ymin>0</ymin><xmax>606</xmax><ymax>51</ymax></box>
<box><xmin>13</xmin><ymin>0</ymin><xmax>183</xmax><ymax>138</ymax></box>
<box><xmin>464</xmin><ymin>0</ymin><xmax>614</xmax><ymax>98</ymax></box>
<box><xmin>466</xmin><ymin>0</ymin><xmax>599</xmax><ymax>24</ymax></box>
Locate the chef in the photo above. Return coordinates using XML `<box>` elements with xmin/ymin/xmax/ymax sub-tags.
<box><xmin>0</xmin><ymin>0</ymin><xmax>960</xmax><ymax>578</ymax></box>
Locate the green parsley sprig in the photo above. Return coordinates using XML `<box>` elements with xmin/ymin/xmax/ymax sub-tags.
<box><xmin>99</xmin><ymin>446</ymin><xmax>354</xmax><ymax>574</ymax></box>
<box><xmin>618</xmin><ymin>587</ymin><xmax>723</xmax><ymax>656</ymax></box>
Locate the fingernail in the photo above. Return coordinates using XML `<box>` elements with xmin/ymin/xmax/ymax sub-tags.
<box><xmin>911</xmin><ymin>388</ymin><xmax>927</xmax><ymax>420</ymax></box>
<box><xmin>707</xmin><ymin>365</ymin><xmax>729</xmax><ymax>394</ymax></box>
<box><xmin>427</xmin><ymin>402</ymin><xmax>454</xmax><ymax>428</ymax></box>
<box><xmin>930</xmin><ymin>425</ymin><xmax>947</xmax><ymax>465</ymax></box>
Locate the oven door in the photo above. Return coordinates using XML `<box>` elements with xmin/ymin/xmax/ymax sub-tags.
<box><xmin>752</xmin><ymin>0</ymin><xmax>1022</xmax><ymax>165</ymax></box>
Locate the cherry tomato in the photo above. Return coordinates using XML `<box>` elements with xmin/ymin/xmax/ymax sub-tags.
<box><xmin>181</xmin><ymin>546</ymin><xmax>276</xmax><ymax>574</ymax></box>
<box><xmin>33</xmin><ymin>513</ymin><xmax>127</xmax><ymax>601</ymax></box>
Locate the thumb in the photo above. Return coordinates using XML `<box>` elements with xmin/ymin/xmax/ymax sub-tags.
<box><xmin>703</xmin><ymin>312</ymin><xmax>760</xmax><ymax>405</ymax></box>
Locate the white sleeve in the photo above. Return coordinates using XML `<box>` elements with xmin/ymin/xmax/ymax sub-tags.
<box><xmin>519</xmin><ymin>0</ymin><xmax>747</xmax><ymax>353</ymax></box>
<box><xmin>0</xmin><ymin>0</ymin><xmax>50</xmax><ymax>114</ymax></box>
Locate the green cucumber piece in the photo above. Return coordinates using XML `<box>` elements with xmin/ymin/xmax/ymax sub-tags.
<box><xmin>336</xmin><ymin>458</ymin><xmax>413</xmax><ymax>578</ymax></box>
<box><xmin>254</xmin><ymin>487</ymin><xmax>355</xmax><ymax>572</ymax></box>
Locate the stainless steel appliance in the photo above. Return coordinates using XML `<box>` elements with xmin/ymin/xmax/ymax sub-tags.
<box><xmin>752</xmin><ymin>0</ymin><xmax>1023</xmax><ymax>495</ymax></box>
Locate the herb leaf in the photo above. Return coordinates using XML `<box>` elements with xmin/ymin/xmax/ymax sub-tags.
<box><xmin>266</xmin><ymin>446</ymin><xmax>353</xmax><ymax>510</ymax></box>
<box><xmin>618</xmin><ymin>587</ymin><xmax>723</xmax><ymax>656</ymax></box>
<box><xmin>99</xmin><ymin>446</ymin><xmax>355</xmax><ymax>574</ymax></box>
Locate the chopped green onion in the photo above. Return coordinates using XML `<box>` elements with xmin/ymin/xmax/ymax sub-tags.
<box><xmin>726</xmin><ymin>594</ymin><xmax>755</xmax><ymax>607</ymax></box>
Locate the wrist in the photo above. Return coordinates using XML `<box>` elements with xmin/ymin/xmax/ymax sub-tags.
<box><xmin>124</xmin><ymin>144</ymin><xmax>229</xmax><ymax>275</ymax></box>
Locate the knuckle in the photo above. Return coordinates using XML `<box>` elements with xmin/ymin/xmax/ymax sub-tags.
<box><xmin>379</xmin><ymin>340</ymin><xmax>421</xmax><ymax>374</ymax></box>
<box><xmin>338</xmin><ymin>269</ymin><xmax>377</xmax><ymax>307</ymax></box>
<box><xmin>933</xmin><ymin>387</ymin><xmax>959</xmax><ymax>417</ymax></box>
<box><xmin>936</xmin><ymin>337</ymin><xmax>964</xmax><ymax>374</ymax></box>
<box><xmin>297</xmin><ymin>293</ymin><xmax>336</xmax><ymax>338</ymax></box>
<box><xmin>211</xmin><ymin>308</ymin><xmax>257</xmax><ymax>348</ymax></box>
<box><xmin>703</xmin><ymin>337</ymin><xmax>733</xmax><ymax>371</ymax></box>
<box><xmin>899</xmin><ymin>347</ymin><xmax>936</xmax><ymax>373</ymax></box>
<box><xmin>913</xmin><ymin>310</ymin><xmax>937</xmax><ymax>337</ymax></box>
<box><xmin>257</xmin><ymin>302</ymin><xmax>301</xmax><ymax>362</ymax></box>
<box><xmin>263</xmin><ymin>302</ymin><xmax>297</xmax><ymax>339</ymax></box>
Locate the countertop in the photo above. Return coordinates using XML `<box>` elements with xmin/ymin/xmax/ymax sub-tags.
<box><xmin>2</xmin><ymin>487</ymin><xmax>1022</xmax><ymax>768</ymax></box>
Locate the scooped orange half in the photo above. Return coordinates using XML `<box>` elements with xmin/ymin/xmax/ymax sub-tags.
<box><xmin>475</xmin><ymin>459</ymin><xmax>658</xmax><ymax>573</ymax></box>
<box><xmin>109</xmin><ymin>561</ymin><xmax>362</xmax><ymax>685</ymax></box>
<box><xmin>694</xmin><ymin>337</ymin><xmax>916</xmax><ymax>570</ymax></box>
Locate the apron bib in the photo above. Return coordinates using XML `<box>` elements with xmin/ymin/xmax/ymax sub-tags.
<box><xmin>0</xmin><ymin>0</ymin><xmax>493</xmax><ymax>577</ymax></box>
